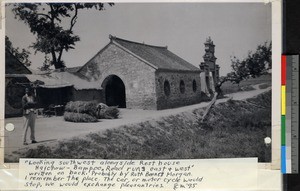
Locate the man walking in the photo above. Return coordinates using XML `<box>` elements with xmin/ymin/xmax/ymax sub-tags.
<box><xmin>22</xmin><ymin>87</ymin><xmax>38</xmax><ymax>145</ymax></box>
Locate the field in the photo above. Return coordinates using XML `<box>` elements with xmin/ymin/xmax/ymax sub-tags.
<box><xmin>221</xmin><ymin>74</ymin><xmax>271</xmax><ymax>94</ymax></box>
<box><xmin>10</xmin><ymin>90</ymin><xmax>271</xmax><ymax>162</ymax></box>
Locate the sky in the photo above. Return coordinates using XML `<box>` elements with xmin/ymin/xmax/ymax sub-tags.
<box><xmin>5</xmin><ymin>3</ymin><xmax>272</xmax><ymax>76</ymax></box>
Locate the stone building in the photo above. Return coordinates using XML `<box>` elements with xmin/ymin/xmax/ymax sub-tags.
<box><xmin>199</xmin><ymin>37</ymin><xmax>220</xmax><ymax>94</ymax></box>
<box><xmin>78</xmin><ymin>35</ymin><xmax>202</xmax><ymax>110</ymax></box>
<box><xmin>5</xmin><ymin>35</ymin><xmax>219</xmax><ymax>116</ymax></box>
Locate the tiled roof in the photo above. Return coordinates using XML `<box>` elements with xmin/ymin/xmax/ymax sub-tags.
<box><xmin>8</xmin><ymin>72</ymin><xmax>102</xmax><ymax>90</ymax></box>
<box><xmin>51</xmin><ymin>72</ymin><xmax>102</xmax><ymax>90</ymax></box>
<box><xmin>110</xmin><ymin>36</ymin><xmax>200</xmax><ymax>72</ymax></box>
<box><xmin>25</xmin><ymin>74</ymin><xmax>72</xmax><ymax>88</ymax></box>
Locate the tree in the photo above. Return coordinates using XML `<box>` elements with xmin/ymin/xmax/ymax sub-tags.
<box><xmin>216</xmin><ymin>42</ymin><xmax>272</xmax><ymax>95</ymax></box>
<box><xmin>5</xmin><ymin>35</ymin><xmax>31</xmax><ymax>67</ymax></box>
<box><xmin>11</xmin><ymin>3</ymin><xmax>114</xmax><ymax>70</ymax></box>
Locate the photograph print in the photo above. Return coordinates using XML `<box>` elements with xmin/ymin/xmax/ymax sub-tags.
<box><xmin>3</xmin><ymin>2</ymin><xmax>272</xmax><ymax>163</ymax></box>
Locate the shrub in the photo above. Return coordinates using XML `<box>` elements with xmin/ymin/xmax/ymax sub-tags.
<box><xmin>64</xmin><ymin>112</ymin><xmax>98</xmax><ymax>123</ymax></box>
<box><xmin>241</xmin><ymin>85</ymin><xmax>255</xmax><ymax>91</ymax></box>
<box><xmin>97</xmin><ymin>106</ymin><xmax>120</xmax><ymax>119</ymax></box>
<box><xmin>65</xmin><ymin>101</ymin><xmax>98</xmax><ymax>117</ymax></box>
<box><xmin>258</xmin><ymin>83</ymin><xmax>270</xmax><ymax>89</ymax></box>
<box><xmin>25</xmin><ymin>145</ymin><xmax>55</xmax><ymax>158</ymax></box>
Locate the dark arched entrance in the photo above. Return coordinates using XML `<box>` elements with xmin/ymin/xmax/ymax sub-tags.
<box><xmin>102</xmin><ymin>75</ymin><xmax>126</xmax><ymax>108</ymax></box>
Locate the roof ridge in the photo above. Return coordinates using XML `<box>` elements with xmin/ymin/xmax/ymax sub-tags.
<box><xmin>109</xmin><ymin>35</ymin><xmax>168</xmax><ymax>49</ymax></box>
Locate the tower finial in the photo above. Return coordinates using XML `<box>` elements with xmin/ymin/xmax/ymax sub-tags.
<box><xmin>109</xmin><ymin>34</ymin><xmax>116</xmax><ymax>41</ymax></box>
<box><xmin>206</xmin><ymin>36</ymin><xmax>212</xmax><ymax>43</ymax></box>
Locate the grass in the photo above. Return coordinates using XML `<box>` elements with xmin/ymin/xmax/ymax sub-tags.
<box><xmin>221</xmin><ymin>74</ymin><xmax>271</xmax><ymax>94</ymax></box>
<box><xmin>10</xmin><ymin>91</ymin><xmax>271</xmax><ymax>162</ymax></box>
<box><xmin>259</xmin><ymin>83</ymin><xmax>271</xmax><ymax>89</ymax></box>
<box><xmin>241</xmin><ymin>85</ymin><xmax>255</xmax><ymax>91</ymax></box>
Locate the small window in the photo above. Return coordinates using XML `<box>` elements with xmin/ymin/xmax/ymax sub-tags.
<box><xmin>164</xmin><ymin>80</ymin><xmax>171</xmax><ymax>96</ymax></box>
<box><xmin>193</xmin><ymin>80</ymin><xmax>197</xmax><ymax>92</ymax></box>
<box><xmin>180</xmin><ymin>80</ymin><xmax>185</xmax><ymax>94</ymax></box>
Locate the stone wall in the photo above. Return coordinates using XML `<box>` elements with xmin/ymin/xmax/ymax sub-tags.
<box><xmin>155</xmin><ymin>71</ymin><xmax>201</xmax><ymax>110</ymax></box>
<box><xmin>79</xmin><ymin>43</ymin><xmax>158</xmax><ymax>110</ymax></box>
<box><xmin>72</xmin><ymin>89</ymin><xmax>104</xmax><ymax>103</ymax></box>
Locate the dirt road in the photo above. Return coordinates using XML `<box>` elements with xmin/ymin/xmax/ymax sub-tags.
<box><xmin>4</xmin><ymin>85</ymin><xmax>271</xmax><ymax>160</ymax></box>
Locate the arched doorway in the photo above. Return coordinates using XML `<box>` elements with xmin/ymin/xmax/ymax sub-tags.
<box><xmin>102</xmin><ymin>75</ymin><xmax>126</xmax><ymax>108</ymax></box>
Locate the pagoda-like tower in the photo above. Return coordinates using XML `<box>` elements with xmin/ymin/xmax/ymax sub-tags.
<box><xmin>200</xmin><ymin>37</ymin><xmax>220</xmax><ymax>86</ymax></box>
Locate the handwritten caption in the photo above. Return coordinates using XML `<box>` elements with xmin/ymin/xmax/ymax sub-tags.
<box><xmin>19</xmin><ymin>159</ymin><xmax>203</xmax><ymax>190</ymax></box>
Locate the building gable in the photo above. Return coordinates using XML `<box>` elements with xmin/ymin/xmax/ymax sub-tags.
<box><xmin>78</xmin><ymin>41</ymin><xmax>158</xmax><ymax>80</ymax></box>
<box><xmin>78</xmin><ymin>35</ymin><xmax>201</xmax><ymax>76</ymax></box>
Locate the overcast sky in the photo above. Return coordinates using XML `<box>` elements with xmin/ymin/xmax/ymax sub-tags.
<box><xmin>5</xmin><ymin>3</ymin><xmax>271</xmax><ymax>76</ymax></box>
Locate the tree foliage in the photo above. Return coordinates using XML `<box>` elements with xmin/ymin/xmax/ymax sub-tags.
<box><xmin>216</xmin><ymin>42</ymin><xmax>272</xmax><ymax>94</ymax></box>
<box><xmin>11</xmin><ymin>3</ymin><xmax>114</xmax><ymax>69</ymax></box>
<box><xmin>5</xmin><ymin>36</ymin><xmax>31</xmax><ymax>67</ymax></box>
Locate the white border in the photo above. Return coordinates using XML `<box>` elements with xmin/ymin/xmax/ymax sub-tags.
<box><xmin>0</xmin><ymin>0</ymin><xmax>281</xmax><ymax>171</ymax></box>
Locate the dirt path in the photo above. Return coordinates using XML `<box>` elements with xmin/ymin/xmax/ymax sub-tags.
<box><xmin>4</xmin><ymin>85</ymin><xmax>271</xmax><ymax>159</ymax></box>
<box><xmin>221</xmin><ymin>85</ymin><xmax>271</xmax><ymax>101</ymax></box>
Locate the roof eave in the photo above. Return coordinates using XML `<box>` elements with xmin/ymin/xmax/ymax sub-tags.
<box><xmin>74</xmin><ymin>87</ymin><xmax>103</xmax><ymax>91</ymax></box>
<box><xmin>156</xmin><ymin>68</ymin><xmax>201</xmax><ymax>73</ymax></box>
